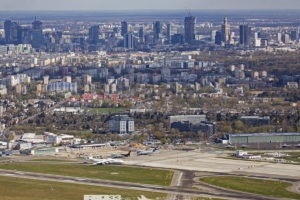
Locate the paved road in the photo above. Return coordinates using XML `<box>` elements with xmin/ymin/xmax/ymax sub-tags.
<box><xmin>0</xmin><ymin>169</ymin><xmax>283</xmax><ymax>200</ymax></box>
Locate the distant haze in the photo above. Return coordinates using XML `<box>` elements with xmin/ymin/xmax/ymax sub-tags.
<box><xmin>1</xmin><ymin>0</ymin><xmax>300</xmax><ymax>10</ymax></box>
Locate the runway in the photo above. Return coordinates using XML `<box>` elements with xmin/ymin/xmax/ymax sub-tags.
<box><xmin>0</xmin><ymin>169</ymin><xmax>283</xmax><ymax>200</ymax></box>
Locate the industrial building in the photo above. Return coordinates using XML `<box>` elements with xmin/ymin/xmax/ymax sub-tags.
<box><xmin>226</xmin><ymin>132</ymin><xmax>300</xmax><ymax>146</ymax></box>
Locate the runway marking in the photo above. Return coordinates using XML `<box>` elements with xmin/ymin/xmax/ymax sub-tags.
<box><xmin>177</xmin><ymin>172</ymin><xmax>183</xmax><ymax>186</ymax></box>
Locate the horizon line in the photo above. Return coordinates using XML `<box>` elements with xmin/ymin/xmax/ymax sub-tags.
<box><xmin>1</xmin><ymin>9</ymin><xmax>300</xmax><ymax>12</ymax></box>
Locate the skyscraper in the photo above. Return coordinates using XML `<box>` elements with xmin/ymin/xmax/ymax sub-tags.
<box><xmin>121</xmin><ymin>21</ymin><xmax>128</xmax><ymax>37</ymax></box>
<box><xmin>124</xmin><ymin>33</ymin><xmax>134</xmax><ymax>49</ymax></box>
<box><xmin>139</xmin><ymin>26</ymin><xmax>145</xmax><ymax>43</ymax></box>
<box><xmin>19</xmin><ymin>27</ymin><xmax>31</xmax><ymax>44</ymax></box>
<box><xmin>291</xmin><ymin>30</ymin><xmax>299</xmax><ymax>41</ymax></box>
<box><xmin>4</xmin><ymin>20</ymin><xmax>20</xmax><ymax>44</ymax></box>
<box><xmin>153</xmin><ymin>21</ymin><xmax>162</xmax><ymax>41</ymax></box>
<box><xmin>184</xmin><ymin>16</ymin><xmax>196</xmax><ymax>44</ymax></box>
<box><xmin>88</xmin><ymin>25</ymin><xmax>100</xmax><ymax>44</ymax></box>
<box><xmin>211</xmin><ymin>30</ymin><xmax>217</xmax><ymax>44</ymax></box>
<box><xmin>31</xmin><ymin>18</ymin><xmax>43</xmax><ymax>49</ymax></box>
<box><xmin>221</xmin><ymin>17</ymin><xmax>230</xmax><ymax>44</ymax></box>
<box><xmin>239</xmin><ymin>25</ymin><xmax>251</xmax><ymax>46</ymax></box>
<box><xmin>215</xmin><ymin>31</ymin><xmax>222</xmax><ymax>45</ymax></box>
<box><xmin>166</xmin><ymin>23</ymin><xmax>172</xmax><ymax>43</ymax></box>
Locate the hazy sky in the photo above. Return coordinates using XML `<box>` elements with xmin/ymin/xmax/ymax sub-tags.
<box><xmin>1</xmin><ymin>0</ymin><xmax>300</xmax><ymax>10</ymax></box>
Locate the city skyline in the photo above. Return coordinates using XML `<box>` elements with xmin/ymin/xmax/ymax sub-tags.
<box><xmin>1</xmin><ymin>0</ymin><xmax>300</xmax><ymax>11</ymax></box>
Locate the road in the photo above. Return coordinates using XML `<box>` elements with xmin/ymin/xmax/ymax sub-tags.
<box><xmin>0</xmin><ymin>169</ymin><xmax>284</xmax><ymax>200</ymax></box>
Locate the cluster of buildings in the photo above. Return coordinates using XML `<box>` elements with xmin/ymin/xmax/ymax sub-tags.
<box><xmin>3</xmin><ymin>15</ymin><xmax>300</xmax><ymax>54</ymax></box>
<box><xmin>0</xmin><ymin>132</ymin><xmax>83</xmax><ymax>155</ymax></box>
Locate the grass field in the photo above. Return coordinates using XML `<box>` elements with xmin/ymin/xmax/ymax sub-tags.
<box><xmin>90</xmin><ymin>107</ymin><xmax>127</xmax><ymax>113</ymax></box>
<box><xmin>0</xmin><ymin>176</ymin><xmax>165</xmax><ymax>200</ymax></box>
<box><xmin>200</xmin><ymin>176</ymin><xmax>300</xmax><ymax>199</ymax></box>
<box><xmin>29</xmin><ymin>159</ymin><xmax>75</xmax><ymax>162</ymax></box>
<box><xmin>0</xmin><ymin>163</ymin><xmax>173</xmax><ymax>186</ymax></box>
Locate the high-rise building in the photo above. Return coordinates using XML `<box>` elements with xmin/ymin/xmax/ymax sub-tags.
<box><xmin>153</xmin><ymin>21</ymin><xmax>162</xmax><ymax>41</ymax></box>
<box><xmin>221</xmin><ymin>17</ymin><xmax>230</xmax><ymax>44</ymax></box>
<box><xmin>291</xmin><ymin>30</ymin><xmax>299</xmax><ymax>41</ymax></box>
<box><xmin>171</xmin><ymin>34</ymin><xmax>184</xmax><ymax>44</ymax></box>
<box><xmin>4</xmin><ymin>20</ymin><xmax>20</xmax><ymax>44</ymax></box>
<box><xmin>211</xmin><ymin>30</ymin><xmax>217</xmax><ymax>43</ymax></box>
<box><xmin>166</xmin><ymin>23</ymin><xmax>172</xmax><ymax>43</ymax></box>
<box><xmin>239</xmin><ymin>25</ymin><xmax>251</xmax><ymax>46</ymax></box>
<box><xmin>88</xmin><ymin>25</ymin><xmax>100</xmax><ymax>44</ymax></box>
<box><xmin>277</xmin><ymin>32</ymin><xmax>282</xmax><ymax>43</ymax></box>
<box><xmin>31</xmin><ymin>19</ymin><xmax>43</xmax><ymax>49</ymax></box>
<box><xmin>121</xmin><ymin>21</ymin><xmax>128</xmax><ymax>37</ymax></box>
<box><xmin>184</xmin><ymin>16</ymin><xmax>196</xmax><ymax>44</ymax></box>
<box><xmin>19</xmin><ymin>27</ymin><xmax>31</xmax><ymax>44</ymax></box>
<box><xmin>139</xmin><ymin>26</ymin><xmax>144</xmax><ymax>43</ymax></box>
<box><xmin>124</xmin><ymin>33</ymin><xmax>134</xmax><ymax>49</ymax></box>
<box><xmin>215</xmin><ymin>31</ymin><xmax>222</xmax><ymax>45</ymax></box>
<box><xmin>282</xmin><ymin>33</ymin><xmax>290</xmax><ymax>44</ymax></box>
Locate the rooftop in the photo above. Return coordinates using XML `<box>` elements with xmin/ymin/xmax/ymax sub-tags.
<box><xmin>228</xmin><ymin>132</ymin><xmax>300</xmax><ymax>137</ymax></box>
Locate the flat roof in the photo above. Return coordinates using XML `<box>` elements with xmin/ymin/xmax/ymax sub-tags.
<box><xmin>228</xmin><ymin>132</ymin><xmax>300</xmax><ymax>137</ymax></box>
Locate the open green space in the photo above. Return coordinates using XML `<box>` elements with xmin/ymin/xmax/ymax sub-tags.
<box><xmin>0</xmin><ymin>163</ymin><xmax>173</xmax><ymax>186</ymax></box>
<box><xmin>90</xmin><ymin>107</ymin><xmax>127</xmax><ymax>113</ymax></box>
<box><xmin>200</xmin><ymin>176</ymin><xmax>300</xmax><ymax>199</ymax></box>
<box><xmin>0</xmin><ymin>176</ymin><xmax>165</xmax><ymax>200</ymax></box>
<box><xmin>29</xmin><ymin>159</ymin><xmax>75</xmax><ymax>162</ymax></box>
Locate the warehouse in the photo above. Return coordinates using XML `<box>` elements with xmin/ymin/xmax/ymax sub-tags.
<box><xmin>226</xmin><ymin>132</ymin><xmax>300</xmax><ymax>145</ymax></box>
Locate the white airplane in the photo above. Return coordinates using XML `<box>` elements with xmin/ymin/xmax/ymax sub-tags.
<box><xmin>88</xmin><ymin>156</ymin><xmax>124</xmax><ymax>165</ymax></box>
<box><xmin>137</xmin><ymin>148</ymin><xmax>158</xmax><ymax>156</ymax></box>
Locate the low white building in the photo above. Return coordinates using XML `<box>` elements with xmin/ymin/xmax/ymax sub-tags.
<box><xmin>45</xmin><ymin>132</ymin><xmax>78</xmax><ymax>145</ymax></box>
<box><xmin>20</xmin><ymin>133</ymin><xmax>45</xmax><ymax>144</ymax></box>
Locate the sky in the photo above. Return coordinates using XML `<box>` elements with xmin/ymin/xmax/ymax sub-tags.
<box><xmin>0</xmin><ymin>0</ymin><xmax>300</xmax><ymax>10</ymax></box>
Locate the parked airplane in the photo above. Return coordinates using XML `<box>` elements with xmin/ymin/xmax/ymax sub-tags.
<box><xmin>137</xmin><ymin>148</ymin><xmax>158</xmax><ymax>156</ymax></box>
<box><xmin>111</xmin><ymin>151</ymin><xmax>131</xmax><ymax>158</ymax></box>
<box><xmin>88</xmin><ymin>156</ymin><xmax>124</xmax><ymax>165</ymax></box>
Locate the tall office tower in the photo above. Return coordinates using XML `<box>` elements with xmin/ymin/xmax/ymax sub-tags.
<box><xmin>153</xmin><ymin>21</ymin><xmax>162</xmax><ymax>41</ymax></box>
<box><xmin>121</xmin><ymin>21</ymin><xmax>128</xmax><ymax>37</ymax></box>
<box><xmin>291</xmin><ymin>30</ymin><xmax>299</xmax><ymax>41</ymax></box>
<box><xmin>166</xmin><ymin>23</ymin><xmax>172</xmax><ymax>43</ymax></box>
<box><xmin>139</xmin><ymin>26</ymin><xmax>145</xmax><ymax>43</ymax></box>
<box><xmin>124</xmin><ymin>33</ymin><xmax>134</xmax><ymax>49</ymax></box>
<box><xmin>184</xmin><ymin>16</ymin><xmax>196</xmax><ymax>44</ymax></box>
<box><xmin>221</xmin><ymin>17</ymin><xmax>231</xmax><ymax>44</ymax></box>
<box><xmin>239</xmin><ymin>25</ymin><xmax>251</xmax><ymax>46</ymax></box>
<box><xmin>211</xmin><ymin>30</ymin><xmax>217</xmax><ymax>43</ymax></box>
<box><xmin>282</xmin><ymin>33</ymin><xmax>290</xmax><ymax>44</ymax></box>
<box><xmin>19</xmin><ymin>27</ymin><xmax>31</xmax><ymax>44</ymax></box>
<box><xmin>88</xmin><ymin>25</ymin><xmax>100</xmax><ymax>44</ymax></box>
<box><xmin>277</xmin><ymin>32</ymin><xmax>282</xmax><ymax>43</ymax></box>
<box><xmin>215</xmin><ymin>31</ymin><xmax>222</xmax><ymax>45</ymax></box>
<box><xmin>31</xmin><ymin>18</ymin><xmax>43</xmax><ymax>49</ymax></box>
<box><xmin>4</xmin><ymin>20</ymin><xmax>20</xmax><ymax>44</ymax></box>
